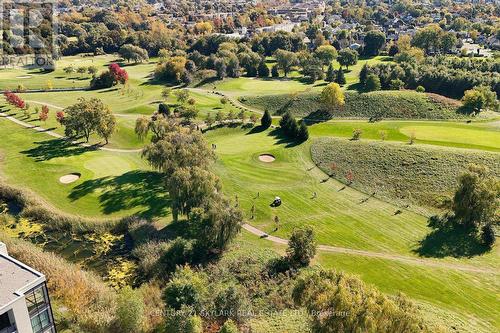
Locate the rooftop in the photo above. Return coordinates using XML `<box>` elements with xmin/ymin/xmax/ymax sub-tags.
<box><xmin>0</xmin><ymin>243</ymin><xmax>44</xmax><ymax>309</ymax></box>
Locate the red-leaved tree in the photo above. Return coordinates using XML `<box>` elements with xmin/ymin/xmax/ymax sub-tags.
<box><xmin>109</xmin><ymin>63</ymin><xmax>129</xmax><ymax>84</ymax></box>
<box><xmin>56</xmin><ymin>111</ymin><xmax>65</xmax><ymax>124</ymax></box>
<box><xmin>346</xmin><ymin>170</ymin><xmax>354</xmax><ymax>185</ymax></box>
<box><xmin>39</xmin><ymin>105</ymin><xmax>49</xmax><ymax>122</ymax></box>
<box><xmin>3</xmin><ymin>91</ymin><xmax>26</xmax><ymax>109</ymax></box>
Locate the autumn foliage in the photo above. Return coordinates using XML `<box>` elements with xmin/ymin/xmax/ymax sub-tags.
<box><xmin>109</xmin><ymin>63</ymin><xmax>129</xmax><ymax>84</ymax></box>
<box><xmin>3</xmin><ymin>91</ymin><xmax>26</xmax><ymax>109</ymax></box>
<box><xmin>56</xmin><ymin>111</ymin><xmax>65</xmax><ymax>124</ymax></box>
<box><xmin>39</xmin><ymin>105</ymin><xmax>49</xmax><ymax>122</ymax></box>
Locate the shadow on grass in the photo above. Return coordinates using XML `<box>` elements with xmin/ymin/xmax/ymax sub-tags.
<box><xmin>304</xmin><ymin>109</ymin><xmax>332</xmax><ymax>124</ymax></box>
<box><xmin>69</xmin><ymin>170</ymin><xmax>169</xmax><ymax>218</ymax></box>
<box><xmin>245</xmin><ymin>125</ymin><xmax>268</xmax><ymax>135</ymax></box>
<box><xmin>268</xmin><ymin>128</ymin><xmax>303</xmax><ymax>148</ymax></box>
<box><xmin>21</xmin><ymin>138</ymin><xmax>93</xmax><ymax>162</ymax></box>
<box><xmin>346</xmin><ymin>82</ymin><xmax>364</xmax><ymax>92</ymax></box>
<box><xmin>415</xmin><ymin>217</ymin><xmax>489</xmax><ymax>258</ymax></box>
<box><xmin>193</xmin><ymin>76</ymin><xmax>219</xmax><ymax>88</ymax></box>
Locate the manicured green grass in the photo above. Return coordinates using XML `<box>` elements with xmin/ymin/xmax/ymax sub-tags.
<box><xmin>0</xmin><ymin>55</ymin><xmax>121</xmax><ymax>90</ymax></box>
<box><xmin>309</xmin><ymin>120</ymin><xmax>500</xmax><ymax>152</ymax></box>
<box><xmin>0</xmin><ymin>118</ymin><xmax>168</xmax><ymax>218</ymax></box>
<box><xmin>315</xmin><ymin>251</ymin><xmax>499</xmax><ymax>332</ymax></box>
<box><xmin>399</xmin><ymin>125</ymin><xmax>500</xmax><ymax>151</ymax></box>
<box><xmin>208</xmin><ymin>126</ymin><xmax>498</xmax><ymax>265</ymax></box>
<box><xmin>206</xmin><ymin>127</ymin><xmax>430</xmax><ymax>253</ymax></box>
<box><xmin>0</xmin><ymin>102</ymin><xmax>147</xmax><ymax>149</ymax></box>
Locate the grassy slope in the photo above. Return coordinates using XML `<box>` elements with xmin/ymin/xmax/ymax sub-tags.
<box><xmin>206</xmin><ymin>127</ymin><xmax>430</xmax><ymax>254</ymax></box>
<box><xmin>241</xmin><ymin>90</ymin><xmax>465</xmax><ymax>119</ymax></box>
<box><xmin>310</xmin><ymin>137</ymin><xmax>500</xmax><ymax>210</ymax></box>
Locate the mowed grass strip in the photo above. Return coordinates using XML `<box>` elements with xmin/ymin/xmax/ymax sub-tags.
<box><xmin>308</xmin><ymin>120</ymin><xmax>500</xmax><ymax>152</ymax></box>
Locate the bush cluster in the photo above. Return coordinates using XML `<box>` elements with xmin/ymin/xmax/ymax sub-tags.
<box><xmin>362</xmin><ymin>58</ymin><xmax>500</xmax><ymax>99</ymax></box>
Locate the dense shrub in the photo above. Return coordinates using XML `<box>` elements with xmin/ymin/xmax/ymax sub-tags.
<box><xmin>364</xmin><ymin>58</ymin><xmax>500</xmax><ymax>98</ymax></box>
<box><xmin>116</xmin><ymin>286</ymin><xmax>144</xmax><ymax>333</ymax></box>
<box><xmin>293</xmin><ymin>268</ymin><xmax>441</xmax><ymax>333</ymax></box>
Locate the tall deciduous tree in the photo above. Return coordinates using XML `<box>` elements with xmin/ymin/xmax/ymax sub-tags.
<box><xmin>337</xmin><ymin>49</ymin><xmax>358</xmax><ymax>70</ymax></box>
<box><xmin>63</xmin><ymin>98</ymin><xmax>116</xmax><ymax>143</ymax></box>
<box><xmin>321</xmin><ymin>83</ymin><xmax>345</xmax><ymax>111</ymax></box>
<box><xmin>97</xmin><ymin>108</ymin><xmax>117</xmax><ymax>144</ymax></box>
<box><xmin>293</xmin><ymin>269</ymin><xmax>435</xmax><ymax>333</ymax></box>
<box><xmin>142</xmin><ymin>128</ymin><xmax>217</xmax><ymax>221</ymax></box>
<box><xmin>286</xmin><ymin>227</ymin><xmax>316</xmax><ymax>268</ymax></box>
<box><xmin>363</xmin><ymin>30</ymin><xmax>386</xmax><ymax>56</ymax></box>
<box><xmin>452</xmin><ymin>164</ymin><xmax>499</xmax><ymax>231</ymax></box>
<box><xmin>119</xmin><ymin>44</ymin><xmax>149</xmax><ymax>63</ymax></box>
<box><xmin>314</xmin><ymin>45</ymin><xmax>338</xmax><ymax>67</ymax></box>
<box><xmin>274</xmin><ymin>49</ymin><xmax>298</xmax><ymax>77</ymax></box>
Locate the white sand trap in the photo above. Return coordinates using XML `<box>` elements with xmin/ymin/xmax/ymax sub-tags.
<box><xmin>16</xmin><ymin>75</ymin><xmax>32</xmax><ymax>79</ymax></box>
<box><xmin>59</xmin><ymin>173</ymin><xmax>81</xmax><ymax>184</ymax></box>
<box><xmin>259</xmin><ymin>154</ymin><xmax>276</xmax><ymax>163</ymax></box>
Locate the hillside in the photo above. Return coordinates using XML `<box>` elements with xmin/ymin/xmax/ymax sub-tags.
<box><xmin>242</xmin><ymin>90</ymin><xmax>464</xmax><ymax>120</ymax></box>
<box><xmin>311</xmin><ymin>138</ymin><xmax>500</xmax><ymax>209</ymax></box>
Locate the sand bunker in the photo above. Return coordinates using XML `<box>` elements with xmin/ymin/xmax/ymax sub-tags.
<box><xmin>59</xmin><ymin>173</ymin><xmax>81</xmax><ymax>184</ymax></box>
<box><xmin>16</xmin><ymin>75</ymin><xmax>32</xmax><ymax>79</ymax></box>
<box><xmin>259</xmin><ymin>154</ymin><xmax>276</xmax><ymax>163</ymax></box>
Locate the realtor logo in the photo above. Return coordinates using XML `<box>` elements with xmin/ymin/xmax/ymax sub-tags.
<box><xmin>0</xmin><ymin>0</ymin><xmax>57</xmax><ymax>69</ymax></box>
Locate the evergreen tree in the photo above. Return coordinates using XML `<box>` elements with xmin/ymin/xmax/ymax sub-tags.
<box><xmin>335</xmin><ymin>68</ymin><xmax>346</xmax><ymax>85</ymax></box>
<box><xmin>297</xmin><ymin>121</ymin><xmax>309</xmax><ymax>142</ymax></box>
<box><xmin>158</xmin><ymin>103</ymin><xmax>170</xmax><ymax>117</ymax></box>
<box><xmin>261</xmin><ymin>110</ymin><xmax>272</xmax><ymax>128</ymax></box>
<box><xmin>258</xmin><ymin>60</ymin><xmax>270</xmax><ymax>78</ymax></box>
<box><xmin>359</xmin><ymin>64</ymin><xmax>369</xmax><ymax>85</ymax></box>
<box><xmin>271</xmin><ymin>64</ymin><xmax>280</xmax><ymax>78</ymax></box>
<box><xmin>279</xmin><ymin>111</ymin><xmax>299</xmax><ymax>138</ymax></box>
<box><xmin>326</xmin><ymin>63</ymin><xmax>335</xmax><ymax>82</ymax></box>
<box><xmin>365</xmin><ymin>74</ymin><xmax>381</xmax><ymax>91</ymax></box>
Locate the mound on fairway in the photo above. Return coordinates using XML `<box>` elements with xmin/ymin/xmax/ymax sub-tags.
<box><xmin>311</xmin><ymin>138</ymin><xmax>500</xmax><ymax>210</ymax></box>
<box><xmin>59</xmin><ymin>173</ymin><xmax>81</xmax><ymax>184</ymax></box>
<box><xmin>259</xmin><ymin>154</ymin><xmax>276</xmax><ymax>163</ymax></box>
<box><xmin>242</xmin><ymin>91</ymin><xmax>463</xmax><ymax>120</ymax></box>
